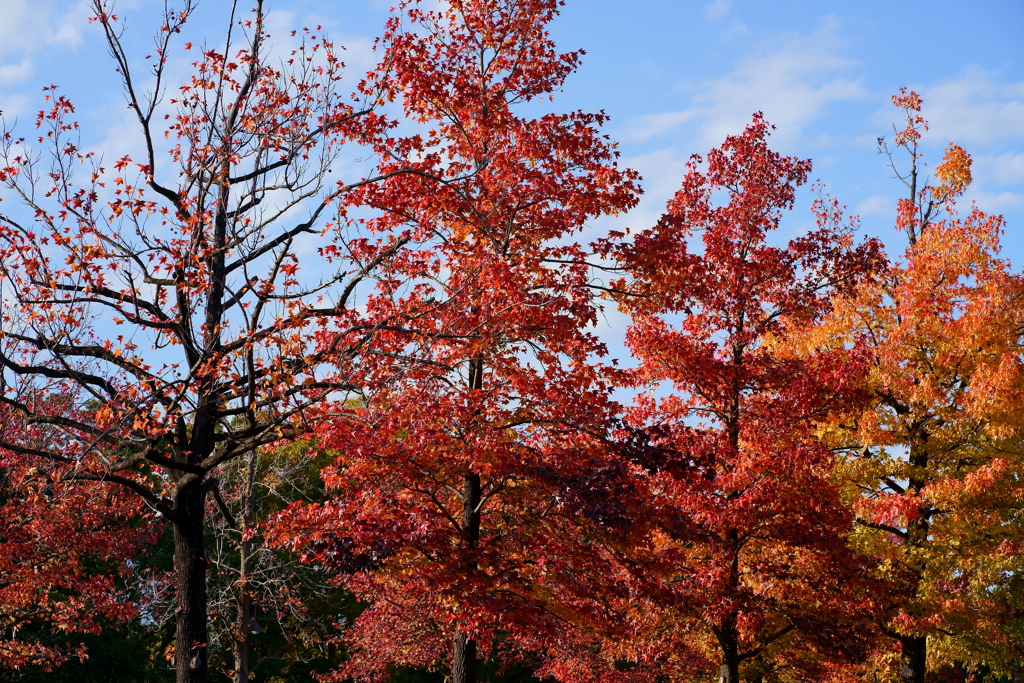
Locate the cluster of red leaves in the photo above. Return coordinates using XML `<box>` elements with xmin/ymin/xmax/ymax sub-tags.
<box><xmin>0</xmin><ymin>395</ymin><xmax>152</xmax><ymax>670</ymax></box>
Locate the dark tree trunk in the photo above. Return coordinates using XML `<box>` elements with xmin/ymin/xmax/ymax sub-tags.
<box><xmin>899</xmin><ymin>635</ymin><xmax>926</xmax><ymax>683</ymax></box>
<box><xmin>170</xmin><ymin>182</ymin><xmax>226</xmax><ymax>683</ymax></box>
<box><xmin>718</xmin><ymin>626</ymin><xmax>740</xmax><ymax>683</ymax></box>
<box><xmin>897</xmin><ymin>439</ymin><xmax>929</xmax><ymax>683</ymax></box>
<box><xmin>452</xmin><ymin>630</ymin><xmax>478</xmax><ymax>683</ymax></box>
<box><xmin>453</xmin><ymin>470</ymin><xmax>482</xmax><ymax>683</ymax></box>
<box><xmin>231</xmin><ymin>560</ymin><xmax>252</xmax><ymax>683</ymax></box>
<box><xmin>451</xmin><ymin>356</ymin><xmax>484</xmax><ymax>683</ymax></box>
<box><xmin>174</xmin><ymin>481</ymin><xmax>209</xmax><ymax>683</ymax></box>
<box><xmin>718</xmin><ymin>346</ymin><xmax>744</xmax><ymax>683</ymax></box>
<box><xmin>233</xmin><ymin>590</ymin><xmax>251</xmax><ymax>683</ymax></box>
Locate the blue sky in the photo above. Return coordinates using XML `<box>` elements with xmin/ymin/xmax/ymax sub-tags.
<box><xmin>545</xmin><ymin>0</ymin><xmax>1024</xmax><ymax>254</ymax></box>
<box><xmin>1</xmin><ymin>0</ymin><xmax>1021</xmax><ymax>314</ymax></box>
<box><xmin>1</xmin><ymin>0</ymin><xmax>1020</xmax><ymax>251</ymax></box>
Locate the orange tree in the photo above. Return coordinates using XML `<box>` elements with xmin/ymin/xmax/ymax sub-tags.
<box><xmin>0</xmin><ymin>2</ymin><xmax>435</xmax><ymax>682</ymax></box>
<box><xmin>786</xmin><ymin>90</ymin><xmax>1024</xmax><ymax>683</ymax></box>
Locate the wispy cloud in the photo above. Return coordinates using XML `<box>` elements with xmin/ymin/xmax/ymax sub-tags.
<box><xmin>869</xmin><ymin>70</ymin><xmax>1024</xmax><ymax>221</ymax></box>
<box><xmin>0</xmin><ymin>0</ymin><xmax>91</xmax><ymax>116</ymax></box>
<box><xmin>856</xmin><ymin>195</ymin><xmax>893</xmax><ymax>217</ymax></box>
<box><xmin>976</xmin><ymin>152</ymin><xmax>1024</xmax><ymax>186</ymax></box>
<box><xmin>620</xmin><ymin>18</ymin><xmax>867</xmax><ymax>147</ymax></box>
<box><xmin>261</xmin><ymin>9</ymin><xmax>378</xmax><ymax>86</ymax></box>
<box><xmin>705</xmin><ymin>0</ymin><xmax>732</xmax><ymax>21</ymax></box>
<box><xmin>0</xmin><ymin>0</ymin><xmax>90</xmax><ymax>57</ymax></box>
<box><xmin>0</xmin><ymin>59</ymin><xmax>32</xmax><ymax>85</ymax></box>
<box><xmin>0</xmin><ymin>94</ymin><xmax>29</xmax><ymax>120</ymax></box>
<box><xmin>922</xmin><ymin>67</ymin><xmax>1024</xmax><ymax>147</ymax></box>
<box><xmin>621</xmin><ymin>111</ymin><xmax>698</xmax><ymax>142</ymax></box>
<box><xmin>962</xmin><ymin>189</ymin><xmax>1024</xmax><ymax>214</ymax></box>
<box><xmin>610</xmin><ymin>147</ymin><xmax>695</xmax><ymax>235</ymax></box>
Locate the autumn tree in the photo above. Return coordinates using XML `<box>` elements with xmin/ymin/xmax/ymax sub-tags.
<box><xmin>272</xmin><ymin>2</ymin><xmax>640</xmax><ymax>683</ymax></box>
<box><xmin>787</xmin><ymin>90</ymin><xmax>1024</xmax><ymax>683</ymax></box>
<box><xmin>0</xmin><ymin>394</ymin><xmax>152</xmax><ymax>671</ymax></box>
<box><xmin>602</xmin><ymin>115</ymin><xmax>882</xmax><ymax>683</ymax></box>
<box><xmin>0</xmin><ymin>2</ymin><xmax>432</xmax><ymax>682</ymax></box>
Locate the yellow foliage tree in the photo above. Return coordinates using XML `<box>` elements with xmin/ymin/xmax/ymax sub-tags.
<box><xmin>787</xmin><ymin>90</ymin><xmax>1024</xmax><ymax>683</ymax></box>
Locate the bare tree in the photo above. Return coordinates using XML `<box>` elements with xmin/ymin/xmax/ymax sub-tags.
<box><xmin>206</xmin><ymin>445</ymin><xmax>348</xmax><ymax>682</ymax></box>
<box><xmin>0</xmin><ymin>2</ymin><xmax>422</xmax><ymax>682</ymax></box>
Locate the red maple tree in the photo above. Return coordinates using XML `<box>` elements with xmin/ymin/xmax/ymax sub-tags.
<box><xmin>601</xmin><ymin>115</ymin><xmax>883</xmax><ymax>683</ymax></box>
<box><xmin>272</xmin><ymin>2</ymin><xmax>639</xmax><ymax>682</ymax></box>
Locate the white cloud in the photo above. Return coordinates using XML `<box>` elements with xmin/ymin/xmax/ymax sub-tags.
<box><xmin>962</xmin><ymin>189</ymin><xmax>1024</xmax><ymax>214</ymax></box>
<box><xmin>0</xmin><ymin>59</ymin><xmax>32</xmax><ymax>85</ymax></box>
<box><xmin>705</xmin><ymin>0</ymin><xmax>732</xmax><ymax>21</ymax></box>
<box><xmin>622</xmin><ymin>111</ymin><xmax>698</xmax><ymax>142</ymax></box>
<box><xmin>612</xmin><ymin>19</ymin><xmax>871</xmax><ymax>260</ymax></box>
<box><xmin>0</xmin><ymin>0</ymin><xmax>90</xmax><ymax>57</ymax></box>
<box><xmin>95</xmin><ymin>104</ymin><xmax>145</xmax><ymax>161</ymax></box>
<box><xmin>0</xmin><ymin>0</ymin><xmax>90</xmax><ymax>112</ymax></box>
<box><xmin>974</xmin><ymin>152</ymin><xmax>1024</xmax><ymax>187</ymax></box>
<box><xmin>260</xmin><ymin>9</ymin><xmax>378</xmax><ymax>89</ymax></box>
<box><xmin>263</xmin><ymin>9</ymin><xmax>301</xmax><ymax>53</ymax></box>
<box><xmin>334</xmin><ymin>35</ymin><xmax>378</xmax><ymax>81</ymax></box>
<box><xmin>867</xmin><ymin>73</ymin><xmax>1024</xmax><ymax>222</ymax></box>
<box><xmin>856</xmin><ymin>195</ymin><xmax>892</xmax><ymax>217</ymax></box>
<box><xmin>923</xmin><ymin>68</ymin><xmax>1024</xmax><ymax>147</ymax></box>
<box><xmin>611</xmin><ymin>146</ymin><xmax>694</xmax><ymax>233</ymax></box>
<box><xmin>620</xmin><ymin>18</ymin><xmax>867</xmax><ymax>148</ymax></box>
<box><xmin>0</xmin><ymin>93</ymin><xmax>29</xmax><ymax>119</ymax></box>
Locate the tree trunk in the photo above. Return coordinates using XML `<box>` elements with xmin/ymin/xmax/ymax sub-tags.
<box><xmin>718</xmin><ymin>630</ymin><xmax>740</xmax><ymax>683</ymax></box>
<box><xmin>232</xmin><ymin>593</ymin><xmax>250</xmax><ymax>683</ymax></box>
<box><xmin>174</xmin><ymin>482</ymin><xmax>210</xmax><ymax>683</ymax></box>
<box><xmin>898</xmin><ymin>635</ymin><xmax>926</xmax><ymax>683</ymax></box>
<box><xmin>451</xmin><ymin>355</ymin><xmax>484</xmax><ymax>683</ymax></box>
<box><xmin>453</xmin><ymin>471</ymin><xmax>482</xmax><ymax>683</ymax></box>
<box><xmin>718</xmin><ymin>346</ymin><xmax>743</xmax><ymax>683</ymax></box>
<box><xmin>452</xmin><ymin>630</ymin><xmax>478</xmax><ymax>683</ymax></box>
<box><xmin>719</xmin><ymin>663</ymin><xmax>740</xmax><ymax>683</ymax></box>
<box><xmin>233</xmin><ymin>452</ymin><xmax>258</xmax><ymax>683</ymax></box>
<box><xmin>898</xmin><ymin>438</ymin><xmax>929</xmax><ymax>683</ymax></box>
<box><xmin>232</xmin><ymin>577</ymin><xmax>252</xmax><ymax>683</ymax></box>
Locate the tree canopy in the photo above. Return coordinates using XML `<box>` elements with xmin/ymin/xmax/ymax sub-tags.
<box><xmin>0</xmin><ymin>3</ymin><xmax>1021</xmax><ymax>683</ymax></box>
